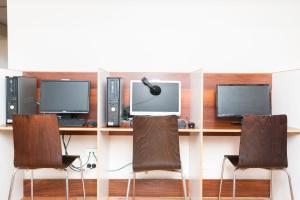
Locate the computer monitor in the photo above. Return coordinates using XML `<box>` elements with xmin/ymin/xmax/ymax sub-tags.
<box><xmin>40</xmin><ymin>80</ymin><xmax>90</xmax><ymax>113</ymax></box>
<box><xmin>216</xmin><ymin>84</ymin><xmax>271</xmax><ymax>117</ymax></box>
<box><xmin>130</xmin><ymin>80</ymin><xmax>181</xmax><ymax>116</ymax></box>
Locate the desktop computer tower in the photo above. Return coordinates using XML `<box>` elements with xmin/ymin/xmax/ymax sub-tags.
<box><xmin>107</xmin><ymin>77</ymin><xmax>123</xmax><ymax>127</ymax></box>
<box><xmin>6</xmin><ymin>76</ymin><xmax>37</xmax><ymax>124</ymax></box>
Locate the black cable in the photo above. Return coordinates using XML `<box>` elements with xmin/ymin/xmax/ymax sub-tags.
<box><xmin>69</xmin><ymin>153</ymin><xmax>91</xmax><ymax>170</ymax></box>
<box><xmin>107</xmin><ymin>162</ymin><xmax>132</xmax><ymax>172</ymax></box>
<box><xmin>61</xmin><ymin>135</ymin><xmax>92</xmax><ymax>172</ymax></box>
<box><xmin>92</xmin><ymin>152</ymin><xmax>97</xmax><ymax>161</ymax></box>
<box><xmin>62</xmin><ymin>135</ymin><xmax>80</xmax><ymax>171</ymax></box>
<box><xmin>62</xmin><ymin>135</ymin><xmax>129</xmax><ymax>172</ymax></box>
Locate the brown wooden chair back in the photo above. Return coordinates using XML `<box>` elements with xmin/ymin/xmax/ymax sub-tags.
<box><xmin>12</xmin><ymin>114</ymin><xmax>63</xmax><ymax>169</ymax></box>
<box><xmin>132</xmin><ymin>115</ymin><xmax>181</xmax><ymax>172</ymax></box>
<box><xmin>238</xmin><ymin>115</ymin><xmax>288</xmax><ymax>169</ymax></box>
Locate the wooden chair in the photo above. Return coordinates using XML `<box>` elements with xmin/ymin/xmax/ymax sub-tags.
<box><xmin>8</xmin><ymin>114</ymin><xmax>86</xmax><ymax>200</ymax></box>
<box><xmin>218</xmin><ymin>115</ymin><xmax>294</xmax><ymax>200</ymax></box>
<box><xmin>126</xmin><ymin>115</ymin><xmax>187</xmax><ymax>200</ymax></box>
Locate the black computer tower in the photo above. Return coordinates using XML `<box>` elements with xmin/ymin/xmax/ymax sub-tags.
<box><xmin>106</xmin><ymin>77</ymin><xmax>123</xmax><ymax>127</ymax></box>
<box><xmin>6</xmin><ymin>76</ymin><xmax>37</xmax><ymax>124</ymax></box>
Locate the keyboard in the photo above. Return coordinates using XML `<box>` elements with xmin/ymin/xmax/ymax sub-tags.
<box><xmin>58</xmin><ymin>118</ymin><xmax>86</xmax><ymax>127</ymax></box>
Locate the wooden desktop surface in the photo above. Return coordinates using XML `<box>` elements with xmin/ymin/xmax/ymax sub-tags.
<box><xmin>99</xmin><ymin>127</ymin><xmax>201</xmax><ymax>132</ymax></box>
<box><xmin>203</xmin><ymin>123</ymin><xmax>300</xmax><ymax>135</ymax></box>
<box><xmin>0</xmin><ymin>125</ymin><xmax>97</xmax><ymax>135</ymax></box>
<box><xmin>0</xmin><ymin>125</ymin><xmax>199</xmax><ymax>136</ymax></box>
<box><xmin>1</xmin><ymin>124</ymin><xmax>299</xmax><ymax>135</ymax></box>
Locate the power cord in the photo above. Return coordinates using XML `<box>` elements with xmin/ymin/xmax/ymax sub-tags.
<box><xmin>92</xmin><ymin>152</ymin><xmax>97</xmax><ymax>161</ymax></box>
<box><xmin>107</xmin><ymin>162</ymin><xmax>132</xmax><ymax>172</ymax></box>
<box><xmin>61</xmin><ymin>135</ymin><xmax>129</xmax><ymax>172</ymax></box>
<box><xmin>62</xmin><ymin>135</ymin><xmax>93</xmax><ymax>172</ymax></box>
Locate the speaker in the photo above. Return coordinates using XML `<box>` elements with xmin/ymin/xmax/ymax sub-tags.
<box><xmin>6</xmin><ymin>76</ymin><xmax>37</xmax><ymax>124</ymax></box>
<box><xmin>106</xmin><ymin>77</ymin><xmax>123</xmax><ymax>127</ymax></box>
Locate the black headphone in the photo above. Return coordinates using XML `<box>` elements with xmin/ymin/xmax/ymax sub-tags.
<box><xmin>141</xmin><ymin>77</ymin><xmax>161</xmax><ymax>96</ymax></box>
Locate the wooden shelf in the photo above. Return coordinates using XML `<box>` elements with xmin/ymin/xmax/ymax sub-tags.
<box><xmin>2</xmin><ymin>124</ymin><xmax>298</xmax><ymax>135</ymax></box>
<box><xmin>0</xmin><ymin>125</ymin><xmax>13</xmax><ymax>131</ymax></box>
<box><xmin>0</xmin><ymin>125</ymin><xmax>200</xmax><ymax>134</ymax></box>
<box><xmin>203</xmin><ymin>127</ymin><xmax>300</xmax><ymax>134</ymax></box>
<box><xmin>99</xmin><ymin>127</ymin><xmax>201</xmax><ymax>133</ymax></box>
<box><xmin>0</xmin><ymin>125</ymin><xmax>97</xmax><ymax>132</ymax></box>
<box><xmin>99</xmin><ymin>127</ymin><xmax>201</xmax><ymax>136</ymax></box>
<box><xmin>202</xmin><ymin>123</ymin><xmax>300</xmax><ymax>135</ymax></box>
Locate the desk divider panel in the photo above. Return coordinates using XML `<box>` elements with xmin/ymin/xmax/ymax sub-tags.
<box><xmin>272</xmin><ymin>69</ymin><xmax>300</xmax><ymax>200</ymax></box>
<box><xmin>98</xmin><ymin>69</ymin><xmax>110</xmax><ymax>200</ymax></box>
<box><xmin>189</xmin><ymin>69</ymin><xmax>204</xmax><ymax>200</ymax></box>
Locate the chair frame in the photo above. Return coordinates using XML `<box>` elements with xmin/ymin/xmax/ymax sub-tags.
<box><xmin>8</xmin><ymin>157</ymin><xmax>86</xmax><ymax>200</ymax></box>
<box><xmin>125</xmin><ymin>169</ymin><xmax>188</xmax><ymax>200</ymax></box>
<box><xmin>218</xmin><ymin>157</ymin><xmax>295</xmax><ymax>200</ymax></box>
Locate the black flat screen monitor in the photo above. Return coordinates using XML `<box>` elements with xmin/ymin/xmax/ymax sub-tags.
<box><xmin>40</xmin><ymin>80</ymin><xmax>90</xmax><ymax>113</ymax></box>
<box><xmin>130</xmin><ymin>80</ymin><xmax>181</xmax><ymax>116</ymax></box>
<box><xmin>216</xmin><ymin>84</ymin><xmax>271</xmax><ymax>117</ymax></box>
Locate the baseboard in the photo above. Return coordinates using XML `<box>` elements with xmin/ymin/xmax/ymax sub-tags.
<box><xmin>24</xmin><ymin>179</ymin><xmax>270</xmax><ymax>197</ymax></box>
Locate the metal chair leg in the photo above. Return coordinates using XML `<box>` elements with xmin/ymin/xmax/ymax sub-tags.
<box><xmin>125</xmin><ymin>172</ymin><xmax>132</xmax><ymax>200</ymax></box>
<box><xmin>270</xmin><ymin>170</ymin><xmax>272</xmax><ymax>200</ymax></box>
<box><xmin>8</xmin><ymin>168</ymin><xmax>19</xmax><ymax>200</ymax></box>
<box><xmin>283</xmin><ymin>169</ymin><xmax>295</xmax><ymax>200</ymax></box>
<box><xmin>78</xmin><ymin>157</ymin><xmax>86</xmax><ymax>199</ymax></box>
<box><xmin>133</xmin><ymin>172</ymin><xmax>136</xmax><ymax>200</ymax></box>
<box><xmin>233</xmin><ymin>168</ymin><xmax>238</xmax><ymax>200</ymax></box>
<box><xmin>64</xmin><ymin>169</ymin><xmax>69</xmax><ymax>200</ymax></box>
<box><xmin>31</xmin><ymin>170</ymin><xmax>34</xmax><ymax>200</ymax></box>
<box><xmin>180</xmin><ymin>170</ymin><xmax>188</xmax><ymax>200</ymax></box>
<box><xmin>218</xmin><ymin>157</ymin><xmax>226</xmax><ymax>200</ymax></box>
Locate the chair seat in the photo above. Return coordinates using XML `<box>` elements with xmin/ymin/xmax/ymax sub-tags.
<box><xmin>15</xmin><ymin>155</ymin><xmax>80</xmax><ymax>169</ymax></box>
<box><xmin>224</xmin><ymin>155</ymin><xmax>239</xmax><ymax>167</ymax></box>
<box><xmin>62</xmin><ymin>155</ymin><xmax>80</xmax><ymax>168</ymax></box>
<box><xmin>224</xmin><ymin>155</ymin><xmax>288</xmax><ymax>169</ymax></box>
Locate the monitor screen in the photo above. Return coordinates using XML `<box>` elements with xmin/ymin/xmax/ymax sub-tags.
<box><xmin>216</xmin><ymin>84</ymin><xmax>271</xmax><ymax>117</ymax></box>
<box><xmin>130</xmin><ymin>80</ymin><xmax>181</xmax><ymax>116</ymax></box>
<box><xmin>40</xmin><ymin>80</ymin><xmax>90</xmax><ymax>113</ymax></box>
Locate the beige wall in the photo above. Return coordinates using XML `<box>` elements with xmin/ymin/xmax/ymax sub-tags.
<box><xmin>0</xmin><ymin>24</ymin><xmax>8</xmax><ymax>68</ymax></box>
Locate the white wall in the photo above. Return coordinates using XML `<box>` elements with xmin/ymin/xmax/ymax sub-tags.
<box><xmin>0</xmin><ymin>24</ymin><xmax>8</xmax><ymax>68</ymax></box>
<box><xmin>7</xmin><ymin>0</ymin><xmax>300</xmax><ymax>72</ymax></box>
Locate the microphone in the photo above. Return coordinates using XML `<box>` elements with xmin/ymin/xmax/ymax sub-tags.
<box><xmin>141</xmin><ymin>77</ymin><xmax>161</xmax><ymax>96</ymax></box>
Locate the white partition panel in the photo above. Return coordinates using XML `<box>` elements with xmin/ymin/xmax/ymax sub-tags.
<box><xmin>97</xmin><ymin>69</ymin><xmax>110</xmax><ymax>200</ymax></box>
<box><xmin>0</xmin><ymin>69</ymin><xmax>23</xmax><ymax>200</ymax></box>
<box><xmin>189</xmin><ymin>69</ymin><xmax>204</xmax><ymax>200</ymax></box>
<box><xmin>272</xmin><ymin>69</ymin><xmax>300</xmax><ymax>200</ymax></box>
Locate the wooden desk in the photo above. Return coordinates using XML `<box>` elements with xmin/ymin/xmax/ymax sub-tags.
<box><xmin>0</xmin><ymin>125</ymin><xmax>201</xmax><ymax>136</ymax></box>
<box><xmin>2</xmin><ymin>124</ymin><xmax>298</xmax><ymax>136</ymax></box>
<box><xmin>99</xmin><ymin>127</ymin><xmax>201</xmax><ymax>136</ymax></box>
<box><xmin>203</xmin><ymin>123</ymin><xmax>300</xmax><ymax>136</ymax></box>
<box><xmin>0</xmin><ymin>125</ymin><xmax>97</xmax><ymax>135</ymax></box>
<box><xmin>204</xmin><ymin>127</ymin><xmax>300</xmax><ymax>133</ymax></box>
